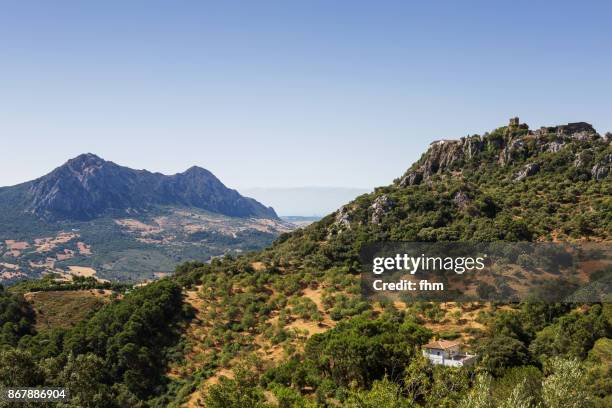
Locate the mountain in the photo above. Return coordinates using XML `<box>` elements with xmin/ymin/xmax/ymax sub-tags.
<box><xmin>164</xmin><ymin>118</ymin><xmax>611</xmax><ymax>406</ymax></box>
<box><xmin>0</xmin><ymin>153</ymin><xmax>277</xmax><ymax>221</ymax></box>
<box><xmin>0</xmin><ymin>154</ymin><xmax>289</xmax><ymax>284</ymax></box>
<box><xmin>1</xmin><ymin>119</ymin><xmax>611</xmax><ymax>407</ymax></box>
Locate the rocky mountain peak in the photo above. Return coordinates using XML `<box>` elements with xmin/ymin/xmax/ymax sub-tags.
<box><xmin>398</xmin><ymin>118</ymin><xmax>608</xmax><ymax>187</ymax></box>
<box><xmin>183</xmin><ymin>165</ymin><xmax>210</xmax><ymax>175</ymax></box>
<box><xmin>330</xmin><ymin>118</ymin><xmax>610</xmax><ymax>237</ymax></box>
<box><xmin>9</xmin><ymin>154</ymin><xmax>278</xmax><ymax>221</ymax></box>
<box><xmin>63</xmin><ymin>153</ymin><xmax>107</xmax><ymax>174</ymax></box>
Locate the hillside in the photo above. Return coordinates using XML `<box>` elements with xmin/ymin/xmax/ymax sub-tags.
<box><xmin>0</xmin><ymin>119</ymin><xmax>610</xmax><ymax>408</ymax></box>
<box><xmin>0</xmin><ymin>154</ymin><xmax>291</xmax><ymax>284</ymax></box>
<box><xmin>167</xmin><ymin>118</ymin><xmax>610</xmax><ymax>407</ymax></box>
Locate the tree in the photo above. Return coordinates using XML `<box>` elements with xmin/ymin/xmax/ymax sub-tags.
<box><xmin>584</xmin><ymin>338</ymin><xmax>612</xmax><ymax>406</ymax></box>
<box><xmin>305</xmin><ymin>316</ymin><xmax>431</xmax><ymax>388</ymax></box>
<box><xmin>403</xmin><ymin>353</ymin><xmax>433</xmax><ymax>404</ymax></box>
<box><xmin>61</xmin><ymin>280</ymin><xmax>184</xmax><ymax>398</ymax></box>
<box><xmin>492</xmin><ymin>366</ymin><xmax>542</xmax><ymax>406</ymax></box>
<box><xmin>203</xmin><ymin>363</ymin><xmax>269</xmax><ymax>408</ymax></box>
<box><xmin>425</xmin><ymin>366</ymin><xmax>471</xmax><ymax>408</ymax></box>
<box><xmin>457</xmin><ymin>374</ymin><xmax>493</xmax><ymax>408</ymax></box>
<box><xmin>0</xmin><ymin>287</ymin><xmax>35</xmax><ymax>347</ymax></box>
<box><xmin>479</xmin><ymin>334</ymin><xmax>530</xmax><ymax>376</ymax></box>
<box><xmin>529</xmin><ymin>305</ymin><xmax>610</xmax><ymax>362</ymax></box>
<box><xmin>268</xmin><ymin>383</ymin><xmax>317</xmax><ymax>408</ymax></box>
<box><xmin>541</xmin><ymin>358</ymin><xmax>593</xmax><ymax>408</ymax></box>
<box><xmin>0</xmin><ymin>348</ymin><xmax>44</xmax><ymax>387</ymax></box>
<box><xmin>346</xmin><ymin>377</ymin><xmax>412</xmax><ymax>408</ymax></box>
<box><xmin>498</xmin><ymin>379</ymin><xmax>537</xmax><ymax>408</ymax></box>
<box><xmin>54</xmin><ymin>353</ymin><xmax>122</xmax><ymax>408</ymax></box>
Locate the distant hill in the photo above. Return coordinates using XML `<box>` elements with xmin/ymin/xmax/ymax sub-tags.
<box><xmin>0</xmin><ymin>154</ymin><xmax>289</xmax><ymax>284</ymax></box>
<box><xmin>241</xmin><ymin>186</ymin><xmax>369</xmax><ymax>216</ymax></box>
<box><xmin>0</xmin><ymin>153</ymin><xmax>277</xmax><ymax>221</ymax></box>
<box><xmin>281</xmin><ymin>215</ymin><xmax>322</xmax><ymax>227</ymax></box>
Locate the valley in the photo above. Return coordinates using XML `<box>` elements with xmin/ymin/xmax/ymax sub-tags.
<box><xmin>1</xmin><ymin>206</ymin><xmax>293</xmax><ymax>284</ymax></box>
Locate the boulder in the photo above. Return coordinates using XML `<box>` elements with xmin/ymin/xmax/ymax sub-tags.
<box><xmin>547</xmin><ymin>141</ymin><xmax>565</xmax><ymax>153</ymax></box>
<box><xmin>335</xmin><ymin>205</ymin><xmax>352</xmax><ymax>228</ymax></box>
<box><xmin>574</xmin><ymin>149</ymin><xmax>593</xmax><ymax>168</ymax></box>
<box><xmin>399</xmin><ymin>171</ymin><xmax>423</xmax><ymax>187</ymax></box>
<box><xmin>370</xmin><ymin>195</ymin><xmax>394</xmax><ymax>225</ymax></box>
<box><xmin>453</xmin><ymin>191</ymin><xmax>472</xmax><ymax>210</ymax></box>
<box><xmin>591</xmin><ymin>153</ymin><xmax>612</xmax><ymax>180</ymax></box>
<box><xmin>514</xmin><ymin>163</ymin><xmax>540</xmax><ymax>181</ymax></box>
<box><xmin>499</xmin><ymin>138</ymin><xmax>527</xmax><ymax>166</ymax></box>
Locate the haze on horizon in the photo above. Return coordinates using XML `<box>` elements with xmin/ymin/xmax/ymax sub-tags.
<box><xmin>1</xmin><ymin>1</ymin><xmax>611</xmax><ymax>194</ymax></box>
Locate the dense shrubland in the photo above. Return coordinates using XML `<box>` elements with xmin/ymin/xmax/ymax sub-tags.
<box><xmin>0</xmin><ymin>280</ymin><xmax>186</xmax><ymax>407</ymax></box>
<box><xmin>1</xmin><ymin>121</ymin><xmax>610</xmax><ymax>406</ymax></box>
<box><xmin>0</xmin><ymin>284</ymin><xmax>35</xmax><ymax>347</ymax></box>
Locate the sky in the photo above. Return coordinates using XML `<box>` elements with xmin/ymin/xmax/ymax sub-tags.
<box><xmin>242</xmin><ymin>187</ymin><xmax>369</xmax><ymax>216</ymax></box>
<box><xmin>1</xmin><ymin>0</ymin><xmax>611</xmax><ymax>192</ymax></box>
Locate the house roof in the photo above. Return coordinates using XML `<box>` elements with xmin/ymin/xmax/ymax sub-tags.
<box><xmin>423</xmin><ymin>339</ymin><xmax>461</xmax><ymax>350</ymax></box>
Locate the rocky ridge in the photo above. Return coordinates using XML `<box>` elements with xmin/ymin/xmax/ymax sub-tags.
<box><xmin>398</xmin><ymin>118</ymin><xmax>610</xmax><ymax>187</ymax></box>
<box><xmin>329</xmin><ymin>118</ymin><xmax>611</xmax><ymax>232</ymax></box>
<box><xmin>1</xmin><ymin>153</ymin><xmax>278</xmax><ymax>221</ymax></box>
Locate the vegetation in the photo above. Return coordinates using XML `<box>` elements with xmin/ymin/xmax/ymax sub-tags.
<box><xmin>0</xmin><ymin>206</ymin><xmax>285</xmax><ymax>284</ymax></box>
<box><xmin>0</xmin><ymin>121</ymin><xmax>610</xmax><ymax>406</ymax></box>
<box><xmin>0</xmin><ymin>284</ymin><xmax>35</xmax><ymax>348</ymax></box>
<box><xmin>1</xmin><ymin>279</ymin><xmax>187</xmax><ymax>406</ymax></box>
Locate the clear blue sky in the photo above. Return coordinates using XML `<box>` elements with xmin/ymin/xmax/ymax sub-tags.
<box><xmin>1</xmin><ymin>1</ymin><xmax>610</xmax><ymax>190</ymax></box>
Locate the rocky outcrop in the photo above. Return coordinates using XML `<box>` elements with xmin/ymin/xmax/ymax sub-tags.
<box><xmin>547</xmin><ymin>141</ymin><xmax>565</xmax><ymax>153</ymax></box>
<box><xmin>557</xmin><ymin>122</ymin><xmax>598</xmax><ymax>140</ymax></box>
<box><xmin>17</xmin><ymin>153</ymin><xmax>278</xmax><ymax>221</ymax></box>
<box><xmin>421</xmin><ymin>140</ymin><xmax>460</xmax><ymax>177</ymax></box>
<box><xmin>574</xmin><ymin>149</ymin><xmax>594</xmax><ymax>168</ymax></box>
<box><xmin>397</xmin><ymin>119</ymin><xmax>606</xmax><ymax>188</ymax></box>
<box><xmin>399</xmin><ymin>136</ymin><xmax>485</xmax><ymax>187</ymax></box>
<box><xmin>399</xmin><ymin>171</ymin><xmax>423</xmax><ymax>187</ymax></box>
<box><xmin>334</xmin><ymin>205</ymin><xmax>352</xmax><ymax>228</ymax></box>
<box><xmin>399</xmin><ymin>118</ymin><xmax>527</xmax><ymax>186</ymax></box>
<box><xmin>370</xmin><ymin>195</ymin><xmax>394</xmax><ymax>225</ymax></box>
<box><xmin>591</xmin><ymin>153</ymin><xmax>612</xmax><ymax>180</ymax></box>
<box><xmin>453</xmin><ymin>191</ymin><xmax>472</xmax><ymax>210</ymax></box>
<box><xmin>514</xmin><ymin>163</ymin><xmax>540</xmax><ymax>181</ymax></box>
<box><xmin>499</xmin><ymin>138</ymin><xmax>527</xmax><ymax>166</ymax></box>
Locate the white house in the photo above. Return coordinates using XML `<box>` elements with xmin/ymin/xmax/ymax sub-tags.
<box><xmin>422</xmin><ymin>339</ymin><xmax>477</xmax><ymax>367</ymax></box>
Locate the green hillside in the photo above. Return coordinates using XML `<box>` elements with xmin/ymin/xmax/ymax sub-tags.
<box><xmin>0</xmin><ymin>119</ymin><xmax>610</xmax><ymax>407</ymax></box>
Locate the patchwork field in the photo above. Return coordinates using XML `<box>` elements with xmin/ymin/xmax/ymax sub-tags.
<box><xmin>0</xmin><ymin>206</ymin><xmax>294</xmax><ymax>285</ymax></box>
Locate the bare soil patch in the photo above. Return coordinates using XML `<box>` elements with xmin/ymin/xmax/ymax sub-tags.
<box><xmin>67</xmin><ymin>266</ymin><xmax>97</xmax><ymax>277</ymax></box>
<box><xmin>25</xmin><ymin>290</ymin><xmax>112</xmax><ymax>331</ymax></box>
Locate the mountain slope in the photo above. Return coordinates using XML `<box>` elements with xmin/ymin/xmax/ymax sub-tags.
<box><xmin>168</xmin><ymin>118</ymin><xmax>611</xmax><ymax>406</ymax></box>
<box><xmin>0</xmin><ymin>154</ymin><xmax>288</xmax><ymax>284</ymax></box>
<box><xmin>0</xmin><ymin>153</ymin><xmax>277</xmax><ymax>221</ymax></box>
